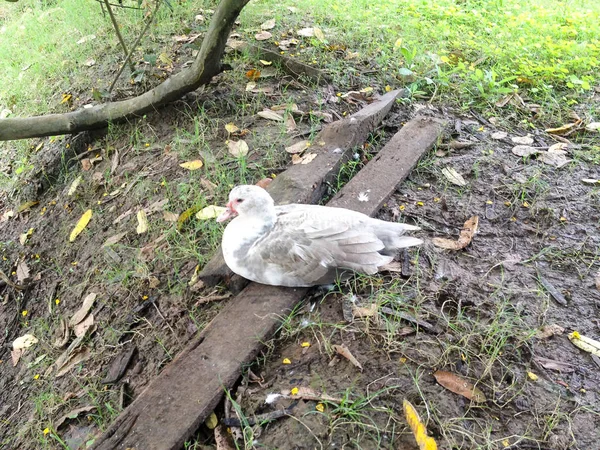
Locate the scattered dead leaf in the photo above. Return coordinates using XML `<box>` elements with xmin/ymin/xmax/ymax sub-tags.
<box><xmin>1</xmin><ymin>210</ymin><xmax>14</xmax><ymax>222</ymax></box>
<box><xmin>332</xmin><ymin>344</ymin><xmax>363</xmax><ymax>371</ymax></box>
<box><xmin>257</xmin><ymin>109</ymin><xmax>284</xmax><ymax>122</ymax></box>
<box><xmin>297</xmin><ymin>27</ymin><xmax>314</xmax><ymax>37</ymax></box>
<box><xmin>545</xmin><ymin>119</ymin><xmax>583</xmax><ymax>135</ymax></box>
<box><xmin>441</xmin><ymin>167</ymin><xmax>467</xmax><ymax>186</ymax></box>
<box><xmin>69</xmin><ymin>209</ymin><xmax>93</xmax><ymax>242</ymax></box>
<box><xmin>102</xmin><ymin>232</ymin><xmax>128</xmax><ymax>248</ymax></box>
<box><xmin>53</xmin><ymin>317</ymin><xmax>70</xmax><ymax>348</ymax></box>
<box><xmin>534</xmin><ymin>357</ymin><xmax>575</xmax><ymax>373</ymax></box>
<box><xmin>538</xmin><ymin>148</ymin><xmax>571</xmax><ymax>168</ymax></box>
<box><xmin>163</xmin><ymin>211</ymin><xmax>179</xmax><ymax>222</ymax></box>
<box><xmin>491</xmin><ymin>131</ymin><xmax>508</xmax><ymax>140</ymax></box>
<box><xmin>260</xmin><ymin>18</ymin><xmax>276</xmax><ymax>30</ymax></box>
<box><xmin>254</xmin><ymin>30</ymin><xmax>272</xmax><ymax>41</ymax></box>
<box><xmin>285</xmin><ymin>140</ymin><xmax>309</xmax><ymax>154</ymax></box>
<box><xmin>432</xmin><ymin>216</ymin><xmax>478</xmax><ymax>250</ymax></box>
<box><xmin>17</xmin><ymin>200</ymin><xmax>39</xmax><ymax>214</ymax></box>
<box><xmin>292</xmin><ymin>152</ymin><xmax>317</xmax><ymax>165</ymax></box>
<box><xmin>227</xmin><ymin>139</ymin><xmax>249</xmax><ymax>157</ymax></box>
<box><xmin>511</xmin><ymin>135</ymin><xmax>534</xmax><ymax>145</ymax></box>
<box><xmin>69</xmin><ymin>293</ymin><xmax>97</xmax><ymax>327</ymax></box>
<box><xmin>13</xmin><ymin>334</ymin><xmax>38</xmax><ymax>350</ymax></box>
<box><xmin>56</xmin><ymin>347</ymin><xmax>92</xmax><ymax>377</ymax></box>
<box><xmin>215</xmin><ymin>424</ymin><xmax>235</xmax><ymax>450</ymax></box>
<box><xmin>81</xmin><ymin>158</ymin><xmax>92</xmax><ymax>171</ymax></box>
<box><xmin>285</xmin><ymin>114</ymin><xmax>297</xmax><ymax>132</ymax></box>
<box><xmin>179</xmin><ymin>160</ymin><xmax>204</xmax><ymax>170</ymax></box>
<box><xmin>196</xmin><ymin>205</ymin><xmax>226</xmax><ymax>220</ymax></box>
<box><xmin>568</xmin><ymin>331</ymin><xmax>600</xmax><ymax>357</ymax></box>
<box><xmin>255</xmin><ymin>178</ymin><xmax>272</xmax><ymax>189</ymax></box>
<box><xmin>511</xmin><ymin>145</ymin><xmax>539</xmax><ymax>157</ymax></box>
<box><xmin>136</xmin><ymin>210</ymin><xmax>149</xmax><ymax>234</ymax></box>
<box><xmin>19</xmin><ymin>227</ymin><xmax>34</xmax><ymax>245</ymax></box>
<box><xmin>11</xmin><ymin>349</ymin><xmax>23</xmax><ymax>366</ymax></box>
<box><xmin>55</xmin><ymin>405</ymin><xmax>97</xmax><ymax>430</ymax></box>
<box><xmin>285</xmin><ymin>386</ymin><xmax>342</xmax><ymax>403</ymax></box>
<box><xmin>352</xmin><ymin>303</ymin><xmax>378</xmax><ymax>318</ymax></box>
<box><xmin>16</xmin><ymin>261</ymin><xmax>30</xmax><ymax>284</ymax></box>
<box><xmin>586</xmin><ymin>122</ymin><xmax>600</xmax><ymax>132</ymax></box>
<box><xmin>74</xmin><ymin>314</ymin><xmax>94</xmax><ymax>338</ymax></box>
<box><xmin>225</xmin><ymin>122</ymin><xmax>239</xmax><ymax>134</ymax></box>
<box><xmin>67</xmin><ymin>176</ymin><xmax>82</xmax><ymax>196</ymax></box>
<box><xmin>245</xmin><ymin>69</ymin><xmax>261</xmax><ymax>80</ymax></box>
<box><xmin>313</xmin><ymin>27</ymin><xmax>326</xmax><ymax>42</ymax></box>
<box><xmin>433</xmin><ymin>370</ymin><xmax>486</xmax><ymax>402</ymax></box>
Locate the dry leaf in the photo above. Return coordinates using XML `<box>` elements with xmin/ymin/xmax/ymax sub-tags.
<box><xmin>214</xmin><ymin>425</ymin><xmax>235</xmax><ymax>450</ymax></box>
<box><xmin>285</xmin><ymin>386</ymin><xmax>342</xmax><ymax>403</ymax></box>
<box><xmin>53</xmin><ymin>317</ymin><xmax>70</xmax><ymax>348</ymax></box>
<box><xmin>259</xmin><ymin>59</ymin><xmax>272</xmax><ymax>66</ymax></box>
<box><xmin>545</xmin><ymin>120</ymin><xmax>582</xmax><ymax>135</ymax></box>
<box><xmin>568</xmin><ymin>332</ymin><xmax>600</xmax><ymax>357</ymax></box>
<box><xmin>81</xmin><ymin>158</ymin><xmax>92</xmax><ymax>171</ymax></box>
<box><xmin>67</xmin><ymin>176</ymin><xmax>82</xmax><ymax>196</ymax></box>
<box><xmin>225</xmin><ymin>122</ymin><xmax>239</xmax><ymax>134</ymax></box>
<box><xmin>260</xmin><ymin>18</ymin><xmax>276</xmax><ymax>30</ymax></box>
<box><xmin>536</xmin><ymin>324</ymin><xmax>565</xmax><ymax>339</ymax></box>
<box><xmin>56</xmin><ymin>347</ymin><xmax>92</xmax><ymax>377</ymax></box>
<box><xmin>534</xmin><ymin>357</ymin><xmax>575</xmax><ymax>373</ymax></box>
<box><xmin>13</xmin><ymin>334</ymin><xmax>38</xmax><ymax>350</ymax></box>
<box><xmin>11</xmin><ymin>349</ymin><xmax>23</xmax><ymax>366</ymax></box>
<box><xmin>227</xmin><ymin>139</ymin><xmax>249</xmax><ymax>157</ymax></box>
<box><xmin>177</xmin><ymin>205</ymin><xmax>202</xmax><ymax>230</ymax></box>
<box><xmin>55</xmin><ymin>405</ymin><xmax>97</xmax><ymax>430</ymax></box>
<box><xmin>1</xmin><ymin>210</ymin><xmax>14</xmax><ymax>222</ymax></box>
<box><xmin>69</xmin><ymin>209</ymin><xmax>92</xmax><ymax>242</ymax></box>
<box><xmin>69</xmin><ymin>293</ymin><xmax>97</xmax><ymax>326</ymax></box>
<box><xmin>433</xmin><ymin>370</ymin><xmax>486</xmax><ymax>402</ymax></box>
<box><xmin>511</xmin><ymin>135</ymin><xmax>534</xmax><ymax>145</ymax></box>
<box><xmin>548</xmin><ymin>142</ymin><xmax>568</xmax><ymax>152</ymax></box>
<box><xmin>74</xmin><ymin>314</ymin><xmax>94</xmax><ymax>338</ymax></box>
<box><xmin>442</xmin><ymin>167</ymin><xmax>467</xmax><ymax>186</ymax></box>
<box><xmin>19</xmin><ymin>228</ymin><xmax>34</xmax><ymax>245</ymax></box>
<box><xmin>257</xmin><ymin>109</ymin><xmax>284</xmax><ymax>122</ymax></box>
<box><xmin>403</xmin><ymin>399</ymin><xmax>438</xmax><ymax>450</ymax></box>
<box><xmin>352</xmin><ymin>303</ymin><xmax>378</xmax><ymax>318</ymax></box>
<box><xmin>511</xmin><ymin>145</ymin><xmax>539</xmax><ymax>157</ymax></box>
<box><xmin>245</xmin><ymin>81</ymin><xmax>256</xmax><ymax>91</ymax></box>
<box><xmin>180</xmin><ymin>160</ymin><xmax>204</xmax><ymax>170</ymax></box>
<box><xmin>163</xmin><ymin>211</ymin><xmax>179</xmax><ymax>222</ymax></box>
<box><xmin>285</xmin><ymin>114</ymin><xmax>297</xmax><ymax>132</ymax></box>
<box><xmin>491</xmin><ymin>131</ymin><xmax>508</xmax><ymax>140</ymax></box>
<box><xmin>196</xmin><ymin>205</ymin><xmax>227</xmax><ymax>220</ymax></box>
<box><xmin>432</xmin><ymin>216</ymin><xmax>478</xmax><ymax>250</ymax></box>
<box><xmin>245</xmin><ymin>69</ymin><xmax>261</xmax><ymax>80</ymax></box>
<box><xmin>255</xmin><ymin>178</ymin><xmax>272</xmax><ymax>189</ymax></box>
<box><xmin>16</xmin><ymin>261</ymin><xmax>30</xmax><ymax>284</ymax></box>
<box><xmin>538</xmin><ymin>148</ymin><xmax>571</xmax><ymax>168</ymax></box>
<box><xmin>17</xmin><ymin>200</ymin><xmax>39</xmax><ymax>213</ymax></box>
<box><xmin>586</xmin><ymin>122</ymin><xmax>600</xmax><ymax>132</ymax></box>
<box><xmin>285</xmin><ymin>140</ymin><xmax>309</xmax><ymax>154</ymax></box>
<box><xmin>255</xmin><ymin>31</ymin><xmax>272</xmax><ymax>41</ymax></box>
<box><xmin>297</xmin><ymin>27</ymin><xmax>314</xmax><ymax>37</ymax></box>
<box><xmin>102</xmin><ymin>232</ymin><xmax>128</xmax><ymax>247</ymax></box>
<box><xmin>313</xmin><ymin>27</ymin><xmax>326</xmax><ymax>42</ymax></box>
<box><xmin>332</xmin><ymin>344</ymin><xmax>363</xmax><ymax>371</ymax></box>
<box><xmin>136</xmin><ymin>210</ymin><xmax>149</xmax><ymax>234</ymax></box>
<box><xmin>300</xmin><ymin>152</ymin><xmax>317</xmax><ymax>164</ymax></box>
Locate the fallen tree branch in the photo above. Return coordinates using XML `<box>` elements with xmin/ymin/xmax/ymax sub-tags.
<box><xmin>0</xmin><ymin>0</ymin><xmax>251</xmax><ymax>141</ymax></box>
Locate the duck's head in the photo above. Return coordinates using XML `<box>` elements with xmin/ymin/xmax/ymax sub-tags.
<box><xmin>217</xmin><ymin>185</ymin><xmax>275</xmax><ymax>223</ymax></box>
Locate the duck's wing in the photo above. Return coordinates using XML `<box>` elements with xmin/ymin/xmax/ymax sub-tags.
<box><xmin>250</xmin><ymin>206</ymin><xmax>393</xmax><ymax>285</ymax></box>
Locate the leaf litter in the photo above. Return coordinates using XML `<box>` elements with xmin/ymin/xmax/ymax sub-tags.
<box><xmin>432</xmin><ymin>216</ymin><xmax>478</xmax><ymax>250</ymax></box>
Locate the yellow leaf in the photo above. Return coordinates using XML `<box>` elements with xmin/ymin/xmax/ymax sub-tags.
<box><xmin>195</xmin><ymin>205</ymin><xmax>226</xmax><ymax>220</ymax></box>
<box><xmin>282</xmin><ymin>358</ymin><xmax>291</xmax><ymax>365</ymax></box>
<box><xmin>205</xmin><ymin>412</ymin><xmax>218</xmax><ymax>430</ymax></box>
<box><xmin>568</xmin><ymin>331</ymin><xmax>600</xmax><ymax>357</ymax></box>
<box><xmin>69</xmin><ymin>210</ymin><xmax>92</xmax><ymax>242</ymax></box>
<box><xmin>17</xmin><ymin>201</ymin><xmax>39</xmax><ymax>213</ymax></box>
<box><xmin>315</xmin><ymin>403</ymin><xmax>325</xmax><ymax>412</ymax></box>
<box><xmin>224</xmin><ymin>122</ymin><xmax>239</xmax><ymax>133</ymax></box>
<box><xmin>179</xmin><ymin>160</ymin><xmax>203</xmax><ymax>170</ymax></box>
<box><xmin>394</xmin><ymin>38</ymin><xmax>403</xmax><ymax>49</ymax></box>
<box><xmin>527</xmin><ymin>372</ymin><xmax>538</xmax><ymax>381</ymax></box>
<box><xmin>227</xmin><ymin>139</ymin><xmax>249</xmax><ymax>157</ymax></box>
<box><xmin>177</xmin><ymin>205</ymin><xmax>202</xmax><ymax>230</ymax></box>
<box><xmin>136</xmin><ymin>210</ymin><xmax>148</xmax><ymax>234</ymax></box>
<box><xmin>403</xmin><ymin>399</ymin><xmax>437</xmax><ymax>450</ymax></box>
<box><xmin>259</xmin><ymin>59</ymin><xmax>273</xmax><ymax>66</ymax></box>
<box><xmin>314</xmin><ymin>27</ymin><xmax>326</xmax><ymax>42</ymax></box>
<box><xmin>301</xmin><ymin>342</ymin><xmax>311</xmax><ymax>348</ymax></box>
<box><xmin>60</xmin><ymin>93</ymin><xmax>72</xmax><ymax>104</ymax></box>
<box><xmin>67</xmin><ymin>176</ymin><xmax>82</xmax><ymax>196</ymax></box>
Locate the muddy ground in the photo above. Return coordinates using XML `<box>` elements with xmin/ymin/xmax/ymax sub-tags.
<box><xmin>1</xmin><ymin>59</ymin><xmax>600</xmax><ymax>450</ymax></box>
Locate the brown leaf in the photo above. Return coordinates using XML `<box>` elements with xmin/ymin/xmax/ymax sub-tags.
<box><xmin>352</xmin><ymin>303</ymin><xmax>378</xmax><ymax>318</ymax></box>
<box><xmin>69</xmin><ymin>293</ymin><xmax>97</xmax><ymax>327</ymax></box>
<box><xmin>285</xmin><ymin>140</ymin><xmax>309</xmax><ymax>154</ymax></box>
<box><xmin>286</xmin><ymin>386</ymin><xmax>342</xmax><ymax>403</ymax></box>
<box><xmin>332</xmin><ymin>344</ymin><xmax>363</xmax><ymax>371</ymax></box>
<box><xmin>285</xmin><ymin>114</ymin><xmax>297</xmax><ymax>133</ymax></box>
<box><xmin>511</xmin><ymin>135</ymin><xmax>534</xmax><ymax>145</ymax></box>
<box><xmin>535</xmin><ymin>324</ymin><xmax>565</xmax><ymax>339</ymax></box>
<box><xmin>215</xmin><ymin>424</ymin><xmax>235</xmax><ymax>450</ymax></box>
<box><xmin>291</xmin><ymin>152</ymin><xmax>317</xmax><ymax>165</ymax></box>
<box><xmin>55</xmin><ymin>405</ymin><xmax>97</xmax><ymax>429</ymax></box>
<box><xmin>433</xmin><ymin>370</ymin><xmax>486</xmax><ymax>402</ymax></box>
<box><xmin>53</xmin><ymin>317</ymin><xmax>70</xmax><ymax>348</ymax></box>
<box><xmin>254</xmin><ymin>30</ymin><xmax>272</xmax><ymax>41</ymax></box>
<box><xmin>442</xmin><ymin>167</ymin><xmax>467</xmax><ymax>186</ymax></box>
<box><xmin>511</xmin><ymin>145</ymin><xmax>539</xmax><ymax>157</ymax></box>
<box><xmin>56</xmin><ymin>347</ymin><xmax>92</xmax><ymax>377</ymax></box>
<box><xmin>11</xmin><ymin>348</ymin><xmax>23</xmax><ymax>366</ymax></box>
<box><xmin>74</xmin><ymin>314</ymin><xmax>94</xmax><ymax>338</ymax></box>
<box><xmin>257</xmin><ymin>109</ymin><xmax>284</xmax><ymax>122</ymax></box>
<box><xmin>538</xmin><ymin>148</ymin><xmax>571</xmax><ymax>168</ymax></box>
<box><xmin>163</xmin><ymin>211</ymin><xmax>179</xmax><ymax>222</ymax></box>
<box><xmin>260</xmin><ymin>18</ymin><xmax>276</xmax><ymax>30</ymax></box>
<box><xmin>102</xmin><ymin>232</ymin><xmax>128</xmax><ymax>247</ymax></box>
<box><xmin>545</xmin><ymin>119</ymin><xmax>582</xmax><ymax>135</ymax></box>
<box><xmin>16</xmin><ymin>261</ymin><xmax>30</xmax><ymax>284</ymax></box>
<box><xmin>255</xmin><ymin>178</ymin><xmax>272</xmax><ymax>189</ymax></box>
<box><xmin>227</xmin><ymin>139</ymin><xmax>249</xmax><ymax>157</ymax></box>
<box><xmin>81</xmin><ymin>158</ymin><xmax>92</xmax><ymax>171</ymax></box>
<box><xmin>432</xmin><ymin>216</ymin><xmax>478</xmax><ymax>250</ymax></box>
<box><xmin>534</xmin><ymin>357</ymin><xmax>575</xmax><ymax>373</ymax></box>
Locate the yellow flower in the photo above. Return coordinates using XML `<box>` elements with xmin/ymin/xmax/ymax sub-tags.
<box><xmin>22</xmin><ymin>310</ymin><xmax>28</xmax><ymax>317</ymax></box>
<box><xmin>142</xmin><ymin>295</ymin><xmax>149</xmax><ymax>300</ymax></box>
<box><xmin>33</xmin><ymin>374</ymin><xmax>40</xmax><ymax>380</ymax></box>
<box><xmin>485</xmin><ymin>200</ymin><xmax>493</xmax><ymax>205</ymax></box>
<box><xmin>399</xmin><ymin>205</ymin><xmax>406</xmax><ymax>211</ymax></box>
<box><xmin>43</xmin><ymin>427</ymin><xmax>51</xmax><ymax>435</ymax></box>
<box><xmin>416</xmin><ymin>201</ymin><xmax>424</xmax><ymax>207</ymax></box>
<box><xmin>282</xmin><ymin>358</ymin><xmax>291</xmax><ymax>365</ymax></box>
<box><xmin>300</xmin><ymin>342</ymin><xmax>311</xmax><ymax>348</ymax></box>
<box><xmin>291</xmin><ymin>387</ymin><xmax>299</xmax><ymax>395</ymax></box>
<box><xmin>316</xmin><ymin>403</ymin><xmax>325</xmax><ymax>412</ymax></box>
<box><xmin>527</xmin><ymin>372</ymin><xmax>538</xmax><ymax>381</ymax></box>
<box><xmin>55</xmin><ymin>299</ymin><xmax>61</xmax><ymax>305</ymax></box>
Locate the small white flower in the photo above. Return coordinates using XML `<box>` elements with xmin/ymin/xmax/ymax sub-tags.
<box><xmin>353</xmin><ymin>152</ymin><xmax>360</xmax><ymax>160</ymax></box>
<box><xmin>357</xmin><ymin>191</ymin><xmax>369</xmax><ymax>202</ymax></box>
<box><xmin>265</xmin><ymin>393</ymin><xmax>283</xmax><ymax>404</ymax></box>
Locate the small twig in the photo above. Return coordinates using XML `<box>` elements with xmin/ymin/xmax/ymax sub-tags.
<box><xmin>103</xmin><ymin>0</ymin><xmax>135</xmax><ymax>73</ymax></box>
<box><xmin>94</xmin><ymin>0</ymin><xmax>142</xmax><ymax>10</ymax></box>
<box><xmin>109</xmin><ymin>0</ymin><xmax>162</xmax><ymax>94</ymax></box>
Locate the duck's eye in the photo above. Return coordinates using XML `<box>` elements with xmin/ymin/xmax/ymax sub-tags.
<box><xmin>236</xmin><ymin>198</ymin><xmax>244</xmax><ymax>203</ymax></box>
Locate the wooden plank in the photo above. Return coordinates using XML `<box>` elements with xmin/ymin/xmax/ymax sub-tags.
<box><xmin>329</xmin><ymin>116</ymin><xmax>447</xmax><ymax>212</ymax></box>
<box><xmin>198</xmin><ymin>89</ymin><xmax>403</xmax><ymax>291</ymax></box>
<box><xmin>91</xmin><ymin>114</ymin><xmax>446</xmax><ymax>450</ymax></box>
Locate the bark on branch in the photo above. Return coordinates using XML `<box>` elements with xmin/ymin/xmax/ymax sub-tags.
<box><xmin>0</xmin><ymin>0</ymin><xmax>250</xmax><ymax>141</ymax></box>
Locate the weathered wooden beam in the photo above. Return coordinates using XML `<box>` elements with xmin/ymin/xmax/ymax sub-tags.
<box><xmin>91</xmin><ymin>114</ymin><xmax>447</xmax><ymax>450</ymax></box>
<box><xmin>198</xmin><ymin>89</ymin><xmax>403</xmax><ymax>290</ymax></box>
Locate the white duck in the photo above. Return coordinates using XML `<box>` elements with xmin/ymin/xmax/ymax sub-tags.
<box><xmin>217</xmin><ymin>185</ymin><xmax>422</xmax><ymax>287</ymax></box>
